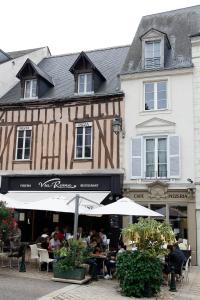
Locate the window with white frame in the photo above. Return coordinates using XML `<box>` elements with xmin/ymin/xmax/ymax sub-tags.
<box><xmin>145</xmin><ymin>40</ymin><xmax>161</xmax><ymax>69</ymax></box>
<box><xmin>144</xmin><ymin>81</ymin><xmax>167</xmax><ymax>110</ymax></box>
<box><xmin>16</xmin><ymin>126</ymin><xmax>32</xmax><ymax>160</ymax></box>
<box><xmin>145</xmin><ymin>137</ymin><xmax>167</xmax><ymax>178</ymax></box>
<box><xmin>131</xmin><ymin>135</ymin><xmax>180</xmax><ymax>179</ymax></box>
<box><xmin>78</xmin><ymin>73</ymin><xmax>93</xmax><ymax>94</ymax></box>
<box><xmin>75</xmin><ymin>122</ymin><xmax>92</xmax><ymax>159</ymax></box>
<box><xmin>24</xmin><ymin>79</ymin><xmax>37</xmax><ymax>99</ymax></box>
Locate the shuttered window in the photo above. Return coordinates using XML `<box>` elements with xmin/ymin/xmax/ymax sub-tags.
<box><xmin>168</xmin><ymin>135</ymin><xmax>180</xmax><ymax>178</ymax></box>
<box><xmin>131</xmin><ymin>137</ymin><xmax>142</xmax><ymax>178</ymax></box>
<box><xmin>131</xmin><ymin>135</ymin><xmax>180</xmax><ymax>179</ymax></box>
<box><xmin>145</xmin><ymin>40</ymin><xmax>161</xmax><ymax>69</ymax></box>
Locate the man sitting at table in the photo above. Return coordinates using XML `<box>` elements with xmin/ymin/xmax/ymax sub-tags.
<box><xmin>163</xmin><ymin>243</ymin><xmax>187</xmax><ymax>283</ymax></box>
<box><xmin>49</xmin><ymin>233</ymin><xmax>61</xmax><ymax>251</ymax></box>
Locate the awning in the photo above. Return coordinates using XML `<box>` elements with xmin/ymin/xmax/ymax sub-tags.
<box><xmin>0</xmin><ymin>191</ymin><xmax>110</xmax><ymax>214</ymax></box>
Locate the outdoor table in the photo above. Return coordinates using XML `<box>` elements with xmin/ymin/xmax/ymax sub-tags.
<box><xmin>92</xmin><ymin>255</ymin><xmax>107</xmax><ymax>277</ymax></box>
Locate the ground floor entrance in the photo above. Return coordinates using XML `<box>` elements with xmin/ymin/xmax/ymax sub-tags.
<box><xmin>123</xmin><ymin>180</ymin><xmax>196</xmax><ymax>265</ymax></box>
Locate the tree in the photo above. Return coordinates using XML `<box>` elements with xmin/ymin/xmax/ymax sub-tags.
<box><xmin>0</xmin><ymin>201</ymin><xmax>16</xmax><ymax>241</ymax></box>
<box><xmin>122</xmin><ymin>217</ymin><xmax>175</xmax><ymax>256</ymax></box>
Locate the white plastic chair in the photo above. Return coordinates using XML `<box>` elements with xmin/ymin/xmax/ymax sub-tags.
<box><xmin>29</xmin><ymin>244</ymin><xmax>39</xmax><ymax>266</ymax></box>
<box><xmin>38</xmin><ymin>249</ymin><xmax>54</xmax><ymax>272</ymax></box>
<box><xmin>182</xmin><ymin>256</ymin><xmax>191</xmax><ymax>283</ymax></box>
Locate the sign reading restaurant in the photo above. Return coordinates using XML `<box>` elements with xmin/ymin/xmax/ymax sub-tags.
<box><xmin>1</xmin><ymin>174</ymin><xmax>123</xmax><ymax>194</ymax></box>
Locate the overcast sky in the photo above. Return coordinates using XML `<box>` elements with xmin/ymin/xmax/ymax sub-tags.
<box><xmin>1</xmin><ymin>0</ymin><xmax>200</xmax><ymax>55</ymax></box>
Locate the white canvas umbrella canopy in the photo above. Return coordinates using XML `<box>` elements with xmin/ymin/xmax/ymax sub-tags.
<box><xmin>0</xmin><ymin>192</ymin><xmax>109</xmax><ymax>213</ymax></box>
<box><xmin>87</xmin><ymin>197</ymin><xmax>163</xmax><ymax>217</ymax></box>
<box><xmin>23</xmin><ymin>196</ymin><xmax>91</xmax><ymax>214</ymax></box>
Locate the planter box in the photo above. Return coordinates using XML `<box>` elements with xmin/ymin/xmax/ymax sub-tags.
<box><xmin>53</xmin><ymin>262</ymin><xmax>86</xmax><ymax>280</ymax></box>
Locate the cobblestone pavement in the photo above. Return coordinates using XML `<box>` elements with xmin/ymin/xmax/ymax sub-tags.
<box><xmin>38</xmin><ymin>267</ymin><xmax>200</xmax><ymax>300</ymax></box>
<box><xmin>0</xmin><ymin>273</ymin><xmax>65</xmax><ymax>300</ymax></box>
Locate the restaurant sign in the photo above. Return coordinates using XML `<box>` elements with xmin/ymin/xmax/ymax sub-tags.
<box><xmin>1</xmin><ymin>174</ymin><xmax>122</xmax><ymax>194</ymax></box>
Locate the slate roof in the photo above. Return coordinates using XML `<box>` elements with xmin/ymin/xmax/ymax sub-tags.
<box><xmin>0</xmin><ymin>45</ymin><xmax>129</xmax><ymax>105</ymax></box>
<box><xmin>7</xmin><ymin>47</ymin><xmax>45</xmax><ymax>59</ymax></box>
<box><xmin>121</xmin><ymin>5</ymin><xmax>200</xmax><ymax>75</ymax></box>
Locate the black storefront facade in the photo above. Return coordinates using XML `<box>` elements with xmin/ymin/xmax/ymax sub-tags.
<box><xmin>1</xmin><ymin>172</ymin><xmax>123</xmax><ymax>246</ymax></box>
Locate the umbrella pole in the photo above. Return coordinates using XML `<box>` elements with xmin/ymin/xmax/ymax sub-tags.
<box><xmin>73</xmin><ymin>194</ymin><xmax>79</xmax><ymax>240</ymax></box>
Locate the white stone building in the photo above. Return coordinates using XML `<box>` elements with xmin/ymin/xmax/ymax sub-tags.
<box><xmin>192</xmin><ymin>33</ymin><xmax>200</xmax><ymax>265</ymax></box>
<box><xmin>120</xmin><ymin>6</ymin><xmax>200</xmax><ymax>264</ymax></box>
<box><xmin>0</xmin><ymin>47</ymin><xmax>50</xmax><ymax>97</ymax></box>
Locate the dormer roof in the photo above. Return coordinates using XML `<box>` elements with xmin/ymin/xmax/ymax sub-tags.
<box><xmin>69</xmin><ymin>51</ymin><xmax>106</xmax><ymax>81</ymax></box>
<box><xmin>140</xmin><ymin>28</ymin><xmax>171</xmax><ymax>48</ymax></box>
<box><xmin>16</xmin><ymin>58</ymin><xmax>54</xmax><ymax>86</ymax></box>
<box><xmin>121</xmin><ymin>5</ymin><xmax>200</xmax><ymax>75</ymax></box>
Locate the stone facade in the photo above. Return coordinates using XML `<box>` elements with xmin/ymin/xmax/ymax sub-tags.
<box><xmin>192</xmin><ymin>36</ymin><xmax>200</xmax><ymax>265</ymax></box>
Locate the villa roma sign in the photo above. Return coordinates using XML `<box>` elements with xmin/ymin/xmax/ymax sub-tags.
<box><xmin>1</xmin><ymin>174</ymin><xmax>123</xmax><ymax>193</ymax></box>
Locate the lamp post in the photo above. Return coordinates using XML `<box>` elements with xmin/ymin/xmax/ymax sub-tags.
<box><xmin>73</xmin><ymin>194</ymin><xmax>80</xmax><ymax>240</ymax></box>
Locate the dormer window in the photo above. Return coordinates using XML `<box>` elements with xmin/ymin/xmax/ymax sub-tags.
<box><xmin>145</xmin><ymin>40</ymin><xmax>161</xmax><ymax>69</ymax></box>
<box><xmin>78</xmin><ymin>73</ymin><xmax>93</xmax><ymax>94</ymax></box>
<box><xmin>141</xmin><ymin>29</ymin><xmax>170</xmax><ymax>71</ymax></box>
<box><xmin>69</xmin><ymin>51</ymin><xmax>106</xmax><ymax>95</ymax></box>
<box><xmin>24</xmin><ymin>79</ymin><xmax>37</xmax><ymax>99</ymax></box>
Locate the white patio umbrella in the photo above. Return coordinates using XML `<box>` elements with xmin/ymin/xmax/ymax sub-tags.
<box><xmin>87</xmin><ymin>197</ymin><xmax>163</xmax><ymax>217</ymax></box>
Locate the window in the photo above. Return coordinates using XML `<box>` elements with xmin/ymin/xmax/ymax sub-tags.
<box><xmin>145</xmin><ymin>40</ymin><xmax>161</xmax><ymax>69</ymax></box>
<box><xmin>145</xmin><ymin>137</ymin><xmax>167</xmax><ymax>178</ymax></box>
<box><xmin>16</xmin><ymin>127</ymin><xmax>32</xmax><ymax>160</ymax></box>
<box><xmin>78</xmin><ymin>73</ymin><xmax>93</xmax><ymax>94</ymax></box>
<box><xmin>144</xmin><ymin>81</ymin><xmax>167</xmax><ymax>110</ymax></box>
<box><xmin>131</xmin><ymin>135</ymin><xmax>180</xmax><ymax>179</ymax></box>
<box><xmin>24</xmin><ymin>79</ymin><xmax>37</xmax><ymax>98</ymax></box>
<box><xmin>75</xmin><ymin>122</ymin><xmax>92</xmax><ymax>159</ymax></box>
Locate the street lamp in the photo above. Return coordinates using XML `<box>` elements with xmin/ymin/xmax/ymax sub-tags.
<box><xmin>112</xmin><ymin>115</ymin><xmax>122</xmax><ymax>134</ymax></box>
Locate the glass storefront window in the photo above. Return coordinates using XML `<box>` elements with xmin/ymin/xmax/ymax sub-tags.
<box><xmin>150</xmin><ymin>204</ymin><xmax>166</xmax><ymax>222</ymax></box>
<box><xmin>169</xmin><ymin>206</ymin><xmax>187</xmax><ymax>240</ymax></box>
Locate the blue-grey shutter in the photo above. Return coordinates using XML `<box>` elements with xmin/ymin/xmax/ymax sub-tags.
<box><xmin>168</xmin><ymin>135</ymin><xmax>180</xmax><ymax>178</ymax></box>
<box><xmin>131</xmin><ymin>137</ymin><xmax>142</xmax><ymax>178</ymax></box>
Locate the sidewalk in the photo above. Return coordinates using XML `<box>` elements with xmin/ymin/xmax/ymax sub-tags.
<box><xmin>38</xmin><ymin>267</ymin><xmax>200</xmax><ymax>300</ymax></box>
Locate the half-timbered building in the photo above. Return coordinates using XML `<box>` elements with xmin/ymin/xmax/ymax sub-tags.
<box><xmin>0</xmin><ymin>45</ymin><xmax>129</xmax><ymax>242</ymax></box>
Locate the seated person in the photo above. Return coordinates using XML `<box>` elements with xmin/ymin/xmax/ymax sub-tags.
<box><xmin>41</xmin><ymin>236</ymin><xmax>50</xmax><ymax>250</ymax></box>
<box><xmin>163</xmin><ymin>243</ymin><xmax>187</xmax><ymax>280</ymax></box>
<box><xmin>104</xmin><ymin>242</ymin><xmax>126</xmax><ymax>279</ymax></box>
<box><xmin>51</xmin><ymin>226</ymin><xmax>64</xmax><ymax>241</ymax></box>
<box><xmin>99</xmin><ymin>231</ymin><xmax>107</xmax><ymax>250</ymax></box>
<box><xmin>63</xmin><ymin>226</ymin><xmax>72</xmax><ymax>240</ymax></box>
<box><xmin>49</xmin><ymin>233</ymin><xmax>61</xmax><ymax>251</ymax></box>
<box><xmin>84</xmin><ymin>239</ymin><xmax>105</xmax><ymax>280</ymax></box>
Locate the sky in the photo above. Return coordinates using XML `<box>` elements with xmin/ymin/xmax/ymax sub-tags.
<box><xmin>1</xmin><ymin>0</ymin><xmax>200</xmax><ymax>55</ymax></box>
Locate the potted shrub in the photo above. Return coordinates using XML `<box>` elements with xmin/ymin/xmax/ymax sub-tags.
<box><xmin>116</xmin><ymin>218</ymin><xmax>175</xmax><ymax>298</ymax></box>
<box><xmin>53</xmin><ymin>239</ymin><xmax>88</xmax><ymax>280</ymax></box>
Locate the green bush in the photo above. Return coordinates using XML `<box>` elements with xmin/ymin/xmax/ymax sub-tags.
<box><xmin>0</xmin><ymin>201</ymin><xmax>16</xmax><ymax>241</ymax></box>
<box><xmin>54</xmin><ymin>239</ymin><xmax>89</xmax><ymax>271</ymax></box>
<box><xmin>116</xmin><ymin>250</ymin><xmax>163</xmax><ymax>298</ymax></box>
